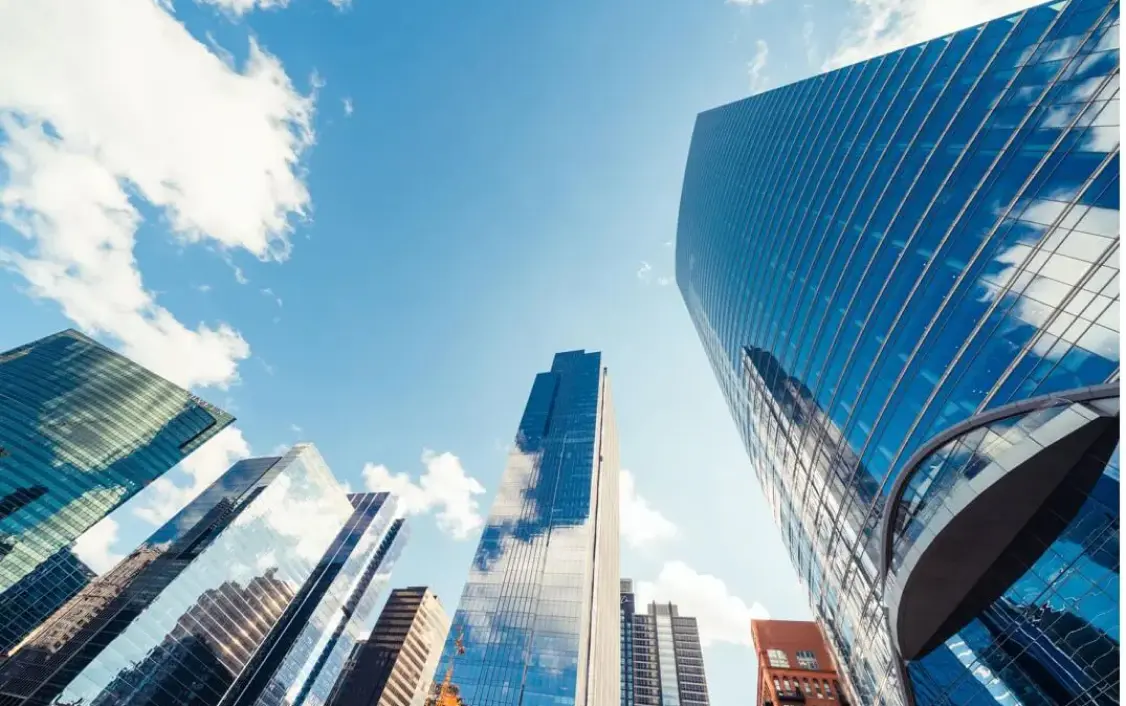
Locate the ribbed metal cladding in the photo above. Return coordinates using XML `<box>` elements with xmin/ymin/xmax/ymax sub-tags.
<box><xmin>676</xmin><ymin>0</ymin><xmax>1119</xmax><ymax>704</ymax></box>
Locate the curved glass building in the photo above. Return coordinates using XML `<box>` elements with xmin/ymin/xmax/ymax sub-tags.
<box><xmin>675</xmin><ymin>0</ymin><xmax>1120</xmax><ymax>704</ymax></box>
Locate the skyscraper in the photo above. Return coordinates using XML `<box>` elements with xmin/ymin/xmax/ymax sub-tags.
<box><xmin>676</xmin><ymin>0</ymin><xmax>1119</xmax><ymax>704</ymax></box>
<box><xmin>620</xmin><ymin>580</ymin><xmax>710</xmax><ymax>706</ymax></box>
<box><xmin>0</xmin><ymin>444</ymin><xmax>406</xmax><ymax>706</ymax></box>
<box><xmin>0</xmin><ymin>329</ymin><xmax>234</xmax><ymax>631</ymax></box>
<box><xmin>432</xmin><ymin>350</ymin><xmax>620</xmax><ymax>706</ymax></box>
<box><xmin>327</xmin><ymin>586</ymin><xmax>450</xmax><ymax>706</ymax></box>
<box><xmin>751</xmin><ymin>619</ymin><xmax>845</xmax><ymax>706</ymax></box>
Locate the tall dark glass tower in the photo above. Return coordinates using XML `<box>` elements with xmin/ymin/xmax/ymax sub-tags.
<box><xmin>676</xmin><ymin>1</ymin><xmax>1119</xmax><ymax>704</ymax></box>
<box><xmin>0</xmin><ymin>329</ymin><xmax>233</xmax><ymax>649</ymax></box>
<box><xmin>432</xmin><ymin>350</ymin><xmax>620</xmax><ymax>706</ymax></box>
<box><xmin>0</xmin><ymin>444</ymin><xmax>407</xmax><ymax>706</ymax></box>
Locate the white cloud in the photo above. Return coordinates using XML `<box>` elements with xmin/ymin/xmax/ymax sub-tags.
<box><xmin>362</xmin><ymin>450</ymin><xmax>486</xmax><ymax>540</ymax></box>
<box><xmin>620</xmin><ymin>469</ymin><xmax>678</xmax><ymax>548</ymax></box>
<box><xmin>290</xmin><ymin>423</ymin><xmax>303</xmax><ymax>435</ymax></box>
<box><xmin>637</xmin><ymin>561</ymin><xmax>770</xmax><ymax>647</ymax></box>
<box><xmin>727</xmin><ymin>0</ymin><xmax>770</xmax><ymax>6</ymax></box>
<box><xmin>827</xmin><ymin>0</ymin><xmax>1043</xmax><ymax>70</ymax></box>
<box><xmin>261</xmin><ymin>287</ymin><xmax>283</xmax><ymax>307</ymax></box>
<box><xmin>748</xmin><ymin>40</ymin><xmax>770</xmax><ymax>95</ymax></box>
<box><xmin>802</xmin><ymin>18</ymin><xmax>819</xmax><ymax>68</ymax></box>
<box><xmin>0</xmin><ymin>0</ymin><xmax>315</xmax><ymax>390</ymax></box>
<box><xmin>195</xmin><ymin>283</ymin><xmax>212</xmax><ymax>293</ymax></box>
<box><xmin>343</xmin><ymin>97</ymin><xmax>354</xmax><ymax>116</ymax></box>
<box><xmin>133</xmin><ymin>426</ymin><xmax>251</xmax><ymax>525</ymax></box>
<box><xmin>72</xmin><ymin>517</ymin><xmax>125</xmax><ymax>575</ymax></box>
<box><xmin>199</xmin><ymin>0</ymin><xmax>352</xmax><ymax>15</ymax></box>
<box><xmin>637</xmin><ymin>260</ymin><xmax>653</xmax><ymax>282</ymax></box>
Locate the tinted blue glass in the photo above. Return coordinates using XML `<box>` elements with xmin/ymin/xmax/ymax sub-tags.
<box><xmin>0</xmin><ymin>329</ymin><xmax>234</xmax><ymax>616</ymax></box>
<box><xmin>434</xmin><ymin>351</ymin><xmax>620</xmax><ymax>706</ymax></box>
<box><xmin>676</xmin><ymin>0</ymin><xmax>1119</xmax><ymax>704</ymax></box>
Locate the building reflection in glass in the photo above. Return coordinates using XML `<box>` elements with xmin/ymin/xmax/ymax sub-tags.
<box><xmin>431</xmin><ymin>350</ymin><xmax>620</xmax><ymax>706</ymax></box>
<box><xmin>0</xmin><ymin>548</ymin><xmax>94</xmax><ymax>657</ymax></box>
<box><xmin>0</xmin><ymin>328</ymin><xmax>234</xmax><ymax>643</ymax></box>
<box><xmin>0</xmin><ymin>444</ymin><xmax>404</xmax><ymax>706</ymax></box>
<box><xmin>676</xmin><ymin>0</ymin><xmax>1120</xmax><ymax>703</ymax></box>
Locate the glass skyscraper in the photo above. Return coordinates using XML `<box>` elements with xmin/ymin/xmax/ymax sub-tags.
<box><xmin>0</xmin><ymin>444</ymin><xmax>407</xmax><ymax>706</ymax></box>
<box><xmin>0</xmin><ymin>329</ymin><xmax>234</xmax><ymax>618</ymax></box>
<box><xmin>433</xmin><ymin>350</ymin><xmax>620</xmax><ymax>706</ymax></box>
<box><xmin>676</xmin><ymin>1</ymin><xmax>1119</xmax><ymax>704</ymax></box>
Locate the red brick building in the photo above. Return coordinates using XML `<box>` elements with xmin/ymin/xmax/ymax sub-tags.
<box><xmin>751</xmin><ymin>619</ymin><xmax>848</xmax><ymax>706</ymax></box>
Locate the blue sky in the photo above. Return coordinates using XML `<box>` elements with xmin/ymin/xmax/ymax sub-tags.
<box><xmin>0</xmin><ymin>0</ymin><xmax>1044</xmax><ymax>702</ymax></box>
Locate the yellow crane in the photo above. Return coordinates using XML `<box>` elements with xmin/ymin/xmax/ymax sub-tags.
<box><xmin>431</xmin><ymin>627</ymin><xmax>466</xmax><ymax>706</ymax></box>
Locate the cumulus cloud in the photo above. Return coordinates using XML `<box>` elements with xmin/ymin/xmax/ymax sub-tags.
<box><xmin>133</xmin><ymin>426</ymin><xmax>251</xmax><ymax>525</ymax></box>
<box><xmin>637</xmin><ymin>561</ymin><xmax>770</xmax><ymax>647</ymax></box>
<box><xmin>620</xmin><ymin>470</ymin><xmax>678</xmax><ymax>548</ymax></box>
<box><xmin>0</xmin><ymin>0</ymin><xmax>315</xmax><ymax>390</ymax></box>
<box><xmin>748</xmin><ymin>40</ymin><xmax>770</xmax><ymax>95</ymax></box>
<box><xmin>72</xmin><ymin>517</ymin><xmax>125</xmax><ymax>575</ymax></box>
<box><xmin>637</xmin><ymin>261</ymin><xmax>653</xmax><ymax>281</ymax></box>
<box><xmin>827</xmin><ymin>0</ymin><xmax>1043</xmax><ymax>70</ymax></box>
<box><xmin>363</xmin><ymin>450</ymin><xmax>487</xmax><ymax>540</ymax></box>
<box><xmin>343</xmin><ymin>97</ymin><xmax>354</xmax><ymax>116</ymax></box>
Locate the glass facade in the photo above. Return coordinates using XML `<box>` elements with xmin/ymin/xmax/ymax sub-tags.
<box><xmin>0</xmin><ymin>547</ymin><xmax>94</xmax><ymax>657</ymax></box>
<box><xmin>0</xmin><ymin>328</ymin><xmax>234</xmax><ymax>612</ymax></box>
<box><xmin>433</xmin><ymin>350</ymin><xmax>620</xmax><ymax>706</ymax></box>
<box><xmin>675</xmin><ymin>0</ymin><xmax>1120</xmax><ymax>704</ymax></box>
<box><xmin>223</xmin><ymin>504</ymin><xmax>407</xmax><ymax>706</ymax></box>
<box><xmin>0</xmin><ymin>444</ymin><xmax>405</xmax><ymax>706</ymax></box>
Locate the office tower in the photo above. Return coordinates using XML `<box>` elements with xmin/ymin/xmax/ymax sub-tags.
<box><xmin>0</xmin><ymin>328</ymin><xmax>234</xmax><ymax>641</ymax></box>
<box><xmin>327</xmin><ymin>587</ymin><xmax>450</xmax><ymax>706</ymax></box>
<box><xmin>751</xmin><ymin>619</ymin><xmax>846</xmax><ymax>706</ymax></box>
<box><xmin>619</xmin><ymin>580</ymin><xmax>710</xmax><ymax>706</ymax></box>
<box><xmin>432</xmin><ymin>350</ymin><xmax>620</xmax><ymax>706</ymax></box>
<box><xmin>0</xmin><ymin>548</ymin><xmax>94</xmax><ymax>656</ymax></box>
<box><xmin>0</xmin><ymin>444</ymin><xmax>407</xmax><ymax>706</ymax></box>
<box><xmin>676</xmin><ymin>0</ymin><xmax>1119</xmax><ymax>704</ymax></box>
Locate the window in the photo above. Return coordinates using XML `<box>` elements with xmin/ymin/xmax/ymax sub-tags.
<box><xmin>774</xmin><ymin>678</ymin><xmax>781</xmax><ymax>692</ymax></box>
<box><xmin>803</xmin><ymin>679</ymin><xmax>811</xmax><ymax>694</ymax></box>
<box><xmin>796</xmin><ymin>649</ymin><xmax>820</xmax><ymax>670</ymax></box>
<box><xmin>783</xmin><ymin>678</ymin><xmax>792</xmax><ymax>691</ymax></box>
<box><xmin>767</xmin><ymin>648</ymin><xmax>791</xmax><ymax>668</ymax></box>
<box><xmin>827</xmin><ymin>680</ymin><xmax>835</xmax><ymax>698</ymax></box>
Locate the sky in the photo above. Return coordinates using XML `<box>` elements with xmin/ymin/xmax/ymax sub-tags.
<box><xmin>0</xmin><ymin>0</ymin><xmax>1050</xmax><ymax>702</ymax></box>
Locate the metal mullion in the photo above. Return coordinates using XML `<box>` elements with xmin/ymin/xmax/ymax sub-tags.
<box><xmin>774</xmin><ymin>44</ymin><xmax>930</xmax><ymax>480</ymax></box>
<box><xmin>748</xmin><ymin>67</ymin><xmax>869</xmax><ymax>367</ymax></box>
<box><xmin>725</xmin><ymin>81</ymin><xmax>824</xmax><ymax>376</ymax></box>
<box><xmin>801</xmin><ymin>19</ymin><xmax>1020</xmax><ymax>552</ymax></box>
<box><xmin>836</xmin><ymin>1</ymin><xmax>1116</xmax><ymax>579</ymax></box>
<box><xmin>821</xmin><ymin>3</ymin><xmax>1083</xmax><ymax>585</ymax></box>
